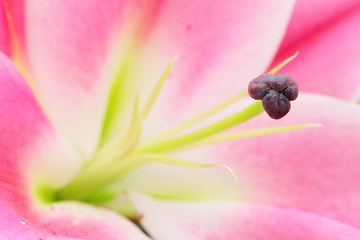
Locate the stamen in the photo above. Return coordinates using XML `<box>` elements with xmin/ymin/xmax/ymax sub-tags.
<box><xmin>184</xmin><ymin>124</ymin><xmax>322</xmax><ymax>148</ymax></box>
<box><xmin>100</xmin><ymin>46</ymin><xmax>137</xmax><ymax>145</ymax></box>
<box><xmin>88</xmin><ymin>123</ymin><xmax>143</xmax><ymax>174</ymax></box>
<box><xmin>85</xmin><ymin>88</ymin><xmax>142</xmax><ymax>169</ymax></box>
<box><xmin>101</xmin><ymin>86</ymin><xmax>141</xmax><ymax>155</ymax></box>
<box><xmin>140</xmin><ymin>54</ymin><xmax>178</xmax><ymax>119</ymax></box>
<box><xmin>268</xmin><ymin>51</ymin><xmax>299</xmax><ymax>74</ymax></box>
<box><xmin>131</xmin><ymin>153</ymin><xmax>215</xmax><ymax>168</ymax></box>
<box><xmin>153</xmin><ymin>89</ymin><xmax>248</xmax><ymax>142</ymax></box>
<box><xmin>56</xmin><ymin>153</ymin><xmax>216</xmax><ymax>201</ymax></box>
<box><xmin>135</xmin><ymin>101</ymin><xmax>264</xmax><ymax>154</ymax></box>
<box><xmin>153</xmin><ymin>52</ymin><xmax>299</xmax><ymax>141</ymax></box>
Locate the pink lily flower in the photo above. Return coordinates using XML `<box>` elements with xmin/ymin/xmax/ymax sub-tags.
<box><xmin>0</xmin><ymin>0</ymin><xmax>360</xmax><ymax>239</ymax></box>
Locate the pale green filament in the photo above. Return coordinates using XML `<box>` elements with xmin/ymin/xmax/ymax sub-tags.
<box><xmin>140</xmin><ymin>54</ymin><xmax>178</xmax><ymax>119</ymax></box>
<box><xmin>99</xmin><ymin>87</ymin><xmax>141</xmax><ymax>157</ymax></box>
<box><xmin>184</xmin><ymin>123</ymin><xmax>323</xmax><ymax>149</ymax></box>
<box><xmin>268</xmin><ymin>51</ymin><xmax>299</xmax><ymax>74</ymax></box>
<box><xmin>87</xmin><ymin>124</ymin><xmax>143</xmax><ymax>175</ymax></box>
<box><xmin>153</xmin><ymin>89</ymin><xmax>248</xmax><ymax>142</ymax></box>
<box><xmin>96</xmin><ymin>54</ymin><xmax>177</xmax><ymax>162</ymax></box>
<box><xmin>135</xmin><ymin>101</ymin><xmax>264</xmax><ymax>154</ymax></box>
<box><xmin>100</xmin><ymin>47</ymin><xmax>137</xmax><ymax>146</ymax></box>
<box><xmin>56</xmin><ymin>153</ymin><xmax>216</xmax><ymax>201</ymax></box>
<box><xmin>84</xmin><ymin>88</ymin><xmax>141</xmax><ymax>170</ymax></box>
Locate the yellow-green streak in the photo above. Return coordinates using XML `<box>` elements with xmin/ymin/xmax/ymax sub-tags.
<box><xmin>99</xmin><ymin>44</ymin><xmax>137</xmax><ymax>146</ymax></box>
<box><xmin>87</xmin><ymin>124</ymin><xmax>143</xmax><ymax>173</ymax></box>
<box><xmin>99</xmin><ymin>87</ymin><xmax>141</xmax><ymax>157</ymax></box>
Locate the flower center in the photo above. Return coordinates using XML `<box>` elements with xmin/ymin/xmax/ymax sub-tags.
<box><xmin>39</xmin><ymin>52</ymin><xmax>317</xmax><ymax>211</ymax></box>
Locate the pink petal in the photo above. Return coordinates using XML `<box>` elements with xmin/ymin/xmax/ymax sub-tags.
<box><xmin>212</xmin><ymin>94</ymin><xmax>360</xmax><ymax>228</ymax></box>
<box><xmin>0</xmin><ymin>199</ymin><xmax>151</xmax><ymax>240</ymax></box>
<box><xmin>0</xmin><ymin>52</ymin><xmax>81</xmax><ymax>188</ymax></box>
<box><xmin>0</xmin><ymin>196</ymin><xmax>150</xmax><ymax>239</ymax></box>
<box><xmin>0</xmin><ymin>53</ymin><xmax>149</xmax><ymax>239</ymax></box>
<box><xmin>130</xmin><ymin>192</ymin><xmax>360</xmax><ymax>240</ymax></box>
<box><xmin>271</xmin><ymin>1</ymin><xmax>360</xmax><ymax>100</ymax></box>
<box><xmin>0</xmin><ymin>196</ymin><xmax>151</xmax><ymax>240</ymax></box>
<box><xmin>278</xmin><ymin>0</ymin><xmax>360</xmax><ymax>51</ymax></box>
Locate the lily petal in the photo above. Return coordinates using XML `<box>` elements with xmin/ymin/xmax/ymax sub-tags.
<box><xmin>0</xmin><ymin>52</ymin><xmax>82</xmax><ymax>189</ymax></box>
<box><xmin>0</xmin><ymin>199</ymin><xmax>151</xmax><ymax>239</ymax></box>
<box><xmin>278</xmin><ymin>0</ymin><xmax>360</xmax><ymax>51</ymax></box>
<box><xmin>129</xmin><ymin>192</ymin><xmax>360</xmax><ymax>240</ymax></box>
<box><xmin>0</xmin><ymin>53</ymin><xmax>149</xmax><ymax>239</ymax></box>
<box><xmin>272</xmin><ymin>2</ymin><xmax>360</xmax><ymax>100</ymax></box>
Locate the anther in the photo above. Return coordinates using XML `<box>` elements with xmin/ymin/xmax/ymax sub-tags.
<box><xmin>248</xmin><ymin>74</ymin><xmax>298</xmax><ymax>119</ymax></box>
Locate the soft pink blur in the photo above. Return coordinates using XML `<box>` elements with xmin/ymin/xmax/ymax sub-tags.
<box><xmin>0</xmin><ymin>0</ymin><xmax>360</xmax><ymax>239</ymax></box>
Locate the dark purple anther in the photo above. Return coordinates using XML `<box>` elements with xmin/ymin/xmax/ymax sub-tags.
<box><xmin>248</xmin><ymin>74</ymin><xmax>298</xmax><ymax>119</ymax></box>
